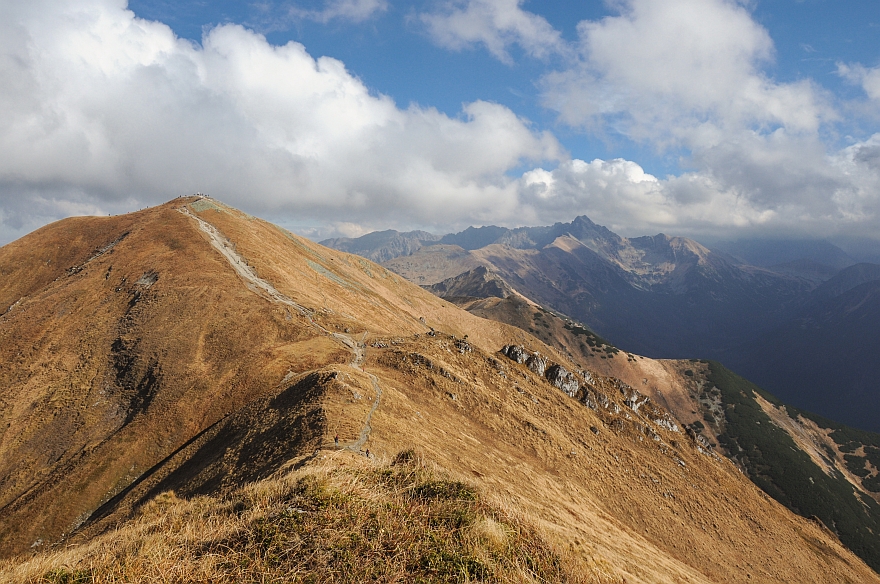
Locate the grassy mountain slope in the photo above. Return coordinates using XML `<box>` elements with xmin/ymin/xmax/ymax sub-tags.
<box><xmin>0</xmin><ymin>196</ymin><xmax>522</xmax><ymax>557</ymax></box>
<box><xmin>0</xmin><ymin>198</ymin><xmax>877</xmax><ymax>582</ymax></box>
<box><xmin>5</xmin><ymin>454</ymin><xmax>586</xmax><ymax>584</ymax></box>
<box><xmin>438</xmin><ymin>291</ymin><xmax>880</xmax><ymax>573</ymax></box>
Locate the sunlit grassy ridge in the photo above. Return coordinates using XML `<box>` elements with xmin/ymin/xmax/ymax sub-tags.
<box><xmin>3</xmin><ymin>451</ymin><xmax>587</xmax><ymax>584</ymax></box>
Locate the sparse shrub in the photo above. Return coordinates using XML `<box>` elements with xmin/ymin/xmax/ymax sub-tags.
<box><xmin>863</xmin><ymin>474</ymin><xmax>880</xmax><ymax>493</ymax></box>
<box><xmin>414</xmin><ymin>480</ymin><xmax>478</xmax><ymax>502</ymax></box>
<box><xmin>39</xmin><ymin>568</ymin><xmax>93</xmax><ymax>584</ymax></box>
<box><xmin>392</xmin><ymin>448</ymin><xmax>419</xmax><ymax>466</ymax></box>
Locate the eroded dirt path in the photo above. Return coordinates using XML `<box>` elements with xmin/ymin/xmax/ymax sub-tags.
<box><xmin>331</xmin><ymin>332</ymin><xmax>382</xmax><ymax>452</ymax></box>
<box><xmin>180</xmin><ymin>203</ymin><xmax>381</xmax><ymax>454</ymax></box>
<box><xmin>179</xmin><ymin>206</ymin><xmax>311</xmax><ymax>316</ymax></box>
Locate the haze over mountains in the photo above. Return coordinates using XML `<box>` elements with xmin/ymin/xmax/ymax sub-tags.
<box><xmin>323</xmin><ymin>217</ymin><xmax>880</xmax><ymax>433</ymax></box>
<box><xmin>3</xmin><ymin>197</ymin><xmax>880</xmax><ymax>582</ymax></box>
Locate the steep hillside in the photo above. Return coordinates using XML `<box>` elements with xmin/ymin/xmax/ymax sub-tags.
<box><xmin>439</xmin><ymin>291</ymin><xmax>880</xmax><ymax>573</ymax></box>
<box><xmin>0</xmin><ymin>196</ymin><xmax>521</xmax><ymax>557</ymax></box>
<box><xmin>723</xmin><ymin>276</ymin><xmax>880</xmax><ymax>432</ymax></box>
<box><xmin>2</xmin><ymin>454</ymin><xmax>587</xmax><ymax>583</ymax></box>
<box><xmin>0</xmin><ymin>198</ymin><xmax>877</xmax><ymax>582</ymax></box>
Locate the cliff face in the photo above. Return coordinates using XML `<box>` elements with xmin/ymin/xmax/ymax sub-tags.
<box><xmin>0</xmin><ymin>197</ymin><xmax>877</xmax><ymax>583</ymax></box>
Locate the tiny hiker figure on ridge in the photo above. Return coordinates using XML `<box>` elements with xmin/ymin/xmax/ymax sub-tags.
<box><xmin>334</xmin><ymin>433</ymin><xmax>339</xmax><ymax>447</ymax></box>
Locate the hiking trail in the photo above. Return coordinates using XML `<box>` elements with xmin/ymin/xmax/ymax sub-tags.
<box><xmin>180</xmin><ymin>201</ymin><xmax>381</xmax><ymax>456</ymax></box>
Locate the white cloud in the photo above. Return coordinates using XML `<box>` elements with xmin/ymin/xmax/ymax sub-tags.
<box><xmin>542</xmin><ymin>0</ymin><xmax>834</xmax><ymax>146</ymax></box>
<box><xmin>514</xmin><ymin>0</ymin><xmax>880</xmax><ymax>239</ymax></box>
<box><xmin>411</xmin><ymin>0</ymin><xmax>880</xmax><ymax>239</ymax></box>
<box><xmin>838</xmin><ymin>62</ymin><xmax>880</xmax><ymax>102</ymax></box>
<box><xmin>2</xmin><ymin>0</ymin><xmax>879</xmax><ymax>245</ymax></box>
<box><xmin>419</xmin><ymin>0</ymin><xmax>566</xmax><ymax>64</ymax></box>
<box><xmin>515</xmin><ymin>141</ymin><xmax>880</xmax><ymax>240</ymax></box>
<box><xmin>288</xmin><ymin>0</ymin><xmax>389</xmax><ymax>24</ymax></box>
<box><xmin>0</xmin><ymin>0</ymin><xmax>561</xmax><ymax>243</ymax></box>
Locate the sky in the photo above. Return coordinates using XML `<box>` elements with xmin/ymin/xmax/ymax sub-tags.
<box><xmin>1</xmin><ymin>0</ymin><xmax>879</xmax><ymax>245</ymax></box>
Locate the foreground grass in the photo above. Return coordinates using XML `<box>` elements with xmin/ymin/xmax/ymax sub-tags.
<box><xmin>2</xmin><ymin>451</ymin><xmax>587</xmax><ymax>583</ymax></box>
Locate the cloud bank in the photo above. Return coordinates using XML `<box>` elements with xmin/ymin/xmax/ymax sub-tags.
<box><xmin>421</xmin><ymin>0</ymin><xmax>880</xmax><ymax>240</ymax></box>
<box><xmin>1</xmin><ymin>0</ymin><xmax>879</xmax><ymax>245</ymax></box>
<box><xmin>0</xmin><ymin>0</ymin><xmax>561</xmax><ymax>242</ymax></box>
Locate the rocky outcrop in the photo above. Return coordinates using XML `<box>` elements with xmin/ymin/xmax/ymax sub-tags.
<box><xmin>545</xmin><ymin>364</ymin><xmax>579</xmax><ymax>397</ymax></box>
<box><xmin>501</xmin><ymin>344</ymin><xmax>528</xmax><ymax>364</ymax></box>
<box><xmin>526</xmin><ymin>353</ymin><xmax>547</xmax><ymax>376</ymax></box>
<box><xmin>500</xmin><ymin>345</ymin><xmax>680</xmax><ymax>441</ymax></box>
<box><xmin>619</xmin><ymin>383</ymin><xmax>650</xmax><ymax>413</ymax></box>
<box><xmin>653</xmin><ymin>414</ymin><xmax>680</xmax><ymax>433</ymax></box>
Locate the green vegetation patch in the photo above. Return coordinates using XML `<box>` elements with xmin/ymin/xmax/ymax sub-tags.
<box><xmin>563</xmin><ymin>323</ymin><xmax>618</xmax><ymax>354</ymax></box>
<box><xmin>707</xmin><ymin>362</ymin><xmax>880</xmax><ymax>573</ymax></box>
<box><xmin>865</xmin><ymin>446</ymin><xmax>880</xmax><ymax>470</ymax></box>
<box><xmin>844</xmin><ymin>454</ymin><xmax>871</xmax><ymax>477</ymax></box>
<box><xmin>863</xmin><ymin>475</ymin><xmax>880</xmax><ymax>493</ymax></box>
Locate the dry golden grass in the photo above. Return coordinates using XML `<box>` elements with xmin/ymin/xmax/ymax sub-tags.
<box><xmin>1</xmin><ymin>451</ymin><xmax>589</xmax><ymax>584</ymax></box>
<box><xmin>3</xmin><ymin>197</ymin><xmax>879</xmax><ymax>583</ymax></box>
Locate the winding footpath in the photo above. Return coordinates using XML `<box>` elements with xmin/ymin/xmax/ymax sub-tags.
<box><xmin>180</xmin><ymin>203</ymin><xmax>382</xmax><ymax>456</ymax></box>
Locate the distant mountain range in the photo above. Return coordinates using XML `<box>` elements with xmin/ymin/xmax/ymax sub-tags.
<box><xmin>322</xmin><ymin>218</ymin><xmax>880</xmax><ymax>433</ymax></box>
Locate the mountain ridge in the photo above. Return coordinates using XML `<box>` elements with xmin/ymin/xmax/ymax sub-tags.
<box><xmin>1</xmin><ymin>198</ymin><xmax>878</xmax><ymax>582</ymax></box>
<box><xmin>324</xmin><ymin>216</ymin><xmax>880</xmax><ymax>432</ymax></box>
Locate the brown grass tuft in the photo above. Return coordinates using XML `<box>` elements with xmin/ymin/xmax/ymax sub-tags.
<box><xmin>1</xmin><ymin>451</ymin><xmax>588</xmax><ymax>583</ymax></box>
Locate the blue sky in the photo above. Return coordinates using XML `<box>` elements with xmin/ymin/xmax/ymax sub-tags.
<box><xmin>126</xmin><ymin>0</ymin><xmax>879</xmax><ymax>175</ymax></box>
<box><xmin>1</xmin><ymin>0</ymin><xmax>879</xmax><ymax>244</ymax></box>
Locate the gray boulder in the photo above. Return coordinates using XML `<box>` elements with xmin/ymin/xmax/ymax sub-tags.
<box><xmin>545</xmin><ymin>364</ymin><xmax>579</xmax><ymax>397</ymax></box>
<box><xmin>501</xmin><ymin>344</ymin><xmax>528</xmax><ymax>364</ymax></box>
<box><xmin>526</xmin><ymin>353</ymin><xmax>547</xmax><ymax>376</ymax></box>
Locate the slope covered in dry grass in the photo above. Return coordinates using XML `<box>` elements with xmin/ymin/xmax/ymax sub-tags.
<box><xmin>2</xmin><ymin>452</ymin><xmax>586</xmax><ymax>584</ymax></box>
<box><xmin>1</xmin><ymin>196</ymin><xmax>878</xmax><ymax>583</ymax></box>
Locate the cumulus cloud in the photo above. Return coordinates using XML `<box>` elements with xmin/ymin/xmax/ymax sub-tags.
<box><xmin>541</xmin><ymin>0</ymin><xmax>834</xmax><ymax>145</ymax></box>
<box><xmin>0</xmin><ymin>0</ymin><xmax>561</xmax><ymax>243</ymax></box>
<box><xmin>523</xmin><ymin>0</ymin><xmax>880</xmax><ymax>239</ymax></box>
<box><xmin>514</xmin><ymin>138</ymin><xmax>880</xmax><ymax>240</ymax></box>
<box><xmin>419</xmin><ymin>0</ymin><xmax>567</xmax><ymax>64</ymax></box>
<box><xmin>2</xmin><ymin>0</ymin><xmax>879</xmax><ymax>245</ymax></box>
<box><xmin>410</xmin><ymin>0</ymin><xmax>880</xmax><ymax>239</ymax></box>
